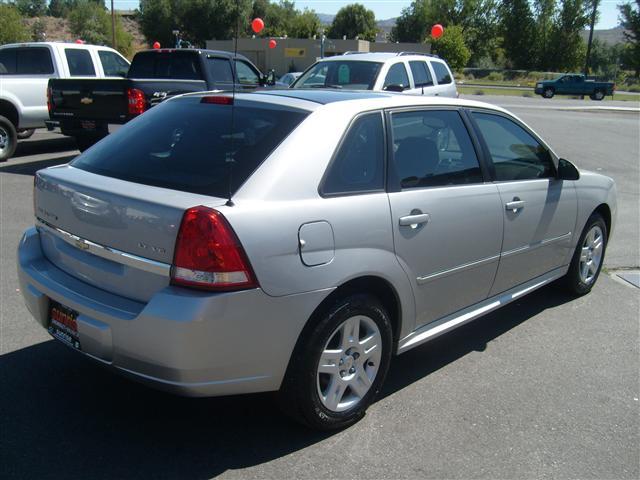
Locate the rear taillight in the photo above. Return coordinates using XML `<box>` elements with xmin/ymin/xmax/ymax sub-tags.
<box><xmin>47</xmin><ymin>86</ymin><xmax>52</xmax><ymax>114</ymax></box>
<box><xmin>127</xmin><ymin>88</ymin><xmax>146</xmax><ymax>116</ymax></box>
<box><xmin>171</xmin><ymin>206</ymin><xmax>257</xmax><ymax>291</ymax></box>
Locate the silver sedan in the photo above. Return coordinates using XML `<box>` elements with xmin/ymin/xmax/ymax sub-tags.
<box><xmin>18</xmin><ymin>90</ymin><xmax>616</xmax><ymax>430</ymax></box>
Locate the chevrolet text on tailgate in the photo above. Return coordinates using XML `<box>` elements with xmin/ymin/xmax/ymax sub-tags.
<box><xmin>18</xmin><ymin>90</ymin><xmax>617</xmax><ymax>430</ymax></box>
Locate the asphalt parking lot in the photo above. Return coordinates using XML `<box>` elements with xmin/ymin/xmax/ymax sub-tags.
<box><xmin>1</xmin><ymin>96</ymin><xmax>638</xmax><ymax>479</ymax></box>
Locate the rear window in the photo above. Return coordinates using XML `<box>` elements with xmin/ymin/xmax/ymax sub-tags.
<box><xmin>72</xmin><ymin>98</ymin><xmax>309</xmax><ymax>196</ymax></box>
<box><xmin>128</xmin><ymin>51</ymin><xmax>203</xmax><ymax>80</ymax></box>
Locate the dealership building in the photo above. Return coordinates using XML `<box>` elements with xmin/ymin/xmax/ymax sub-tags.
<box><xmin>205</xmin><ymin>37</ymin><xmax>431</xmax><ymax>75</ymax></box>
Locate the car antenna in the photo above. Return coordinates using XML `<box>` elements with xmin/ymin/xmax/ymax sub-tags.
<box><xmin>226</xmin><ymin>0</ymin><xmax>241</xmax><ymax>207</ymax></box>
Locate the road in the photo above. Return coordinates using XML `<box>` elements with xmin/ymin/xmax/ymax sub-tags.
<box><xmin>1</xmin><ymin>101</ymin><xmax>638</xmax><ymax>479</ymax></box>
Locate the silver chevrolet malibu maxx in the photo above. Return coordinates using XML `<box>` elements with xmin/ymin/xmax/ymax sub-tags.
<box><xmin>18</xmin><ymin>90</ymin><xmax>616</xmax><ymax>430</ymax></box>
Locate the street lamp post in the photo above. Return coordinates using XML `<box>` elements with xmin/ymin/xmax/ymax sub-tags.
<box><xmin>111</xmin><ymin>0</ymin><xmax>116</xmax><ymax>50</ymax></box>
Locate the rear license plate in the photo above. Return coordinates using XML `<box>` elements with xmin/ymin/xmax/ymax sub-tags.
<box><xmin>48</xmin><ymin>301</ymin><xmax>81</xmax><ymax>350</ymax></box>
<box><xmin>80</xmin><ymin>120</ymin><xmax>96</xmax><ymax>131</ymax></box>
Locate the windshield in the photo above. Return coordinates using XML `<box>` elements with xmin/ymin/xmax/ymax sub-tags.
<box><xmin>292</xmin><ymin>60</ymin><xmax>382</xmax><ymax>90</ymax></box>
<box><xmin>72</xmin><ymin>98</ymin><xmax>309</xmax><ymax>196</ymax></box>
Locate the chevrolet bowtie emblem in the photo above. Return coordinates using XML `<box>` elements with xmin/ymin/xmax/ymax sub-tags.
<box><xmin>80</xmin><ymin>97</ymin><xmax>93</xmax><ymax>105</ymax></box>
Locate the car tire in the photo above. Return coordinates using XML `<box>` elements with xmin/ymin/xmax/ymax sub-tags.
<box><xmin>16</xmin><ymin>128</ymin><xmax>36</xmax><ymax>140</ymax></box>
<box><xmin>0</xmin><ymin>115</ymin><xmax>18</xmax><ymax>162</ymax></box>
<box><xmin>592</xmin><ymin>90</ymin><xmax>605</xmax><ymax>101</ymax></box>
<box><xmin>562</xmin><ymin>213</ymin><xmax>608</xmax><ymax>296</ymax></box>
<box><xmin>278</xmin><ymin>293</ymin><xmax>393</xmax><ymax>430</ymax></box>
<box><xmin>543</xmin><ymin>88</ymin><xmax>555</xmax><ymax>98</ymax></box>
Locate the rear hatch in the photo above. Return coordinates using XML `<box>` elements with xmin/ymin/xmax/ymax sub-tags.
<box><xmin>49</xmin><ymin>78</ymin><xmax>130</xmax><ymax>122</ymax></box>
<box><xmin>35</xmin><ymin>95</ymin><xmax>309</xmax><ymax>302</ymax></box>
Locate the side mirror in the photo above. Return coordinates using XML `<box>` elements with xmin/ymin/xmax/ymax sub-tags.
<box><xmin>557</xmin><ymin>158</ymin><xmax>580</xmax><ymax>181</ymax></box>
<box><xmin>383</xmin><ymin>84</ymin><xmax>406</xmax><ymax>92</ymax></box>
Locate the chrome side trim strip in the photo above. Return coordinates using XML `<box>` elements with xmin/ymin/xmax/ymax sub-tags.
<box><xmin>398</xmin><ymin>267</ymin><xmax>567</xmax><ymax>354</ymax></box>
<box><xmin>36</xmin><ymin>218</ymin><xmax>171</xmax><ymax>277</ymax></box>
<box><xmin>417</xmin><ymin>254</ymin><xmax>500</xmax><ymax>284</ymax></box>
<box><xmin>501</xmin><ymin>232</ymin><xmax>572</xmax><ymax>258</ymax></box>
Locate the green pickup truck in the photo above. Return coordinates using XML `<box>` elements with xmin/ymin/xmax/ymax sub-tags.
<box><xmin>534</xmin><ymin>74</ymin><xmax>615</xmax><ymax>100</ymax></box>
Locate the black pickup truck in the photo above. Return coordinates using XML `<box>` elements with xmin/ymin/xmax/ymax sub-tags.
<box><xmin>48</xmin><ymin>48</ymin><xmax>275</xmax><ymax>150</ymax></box>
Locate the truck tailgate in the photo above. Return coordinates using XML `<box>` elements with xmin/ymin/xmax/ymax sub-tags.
<box><xmin>49</xmin><ymin>78</ymin><xmax>129</xmax><ymax>122</ymax></box>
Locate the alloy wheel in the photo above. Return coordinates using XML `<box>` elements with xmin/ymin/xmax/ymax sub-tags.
<box><xmin>0</xmin><ymin>126</ymin><xmax>7</xmax><ymax>153</ymax></box>
<box><xmin>316</xmin><ymin>315</ymin><xmax>383</xmax><ymax>412</ymax></box>
<box><xmin>579</xmin><ymin>225</ymin><xmax>604</xmax><ymax>285</ymax></box>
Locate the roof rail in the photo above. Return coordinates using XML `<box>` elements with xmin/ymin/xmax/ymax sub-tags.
<box><xmin>342</xmin><ymin>51</ymin><xmax>364</xmax><ymax>55</ymax></box>
<box><xmin>397</xmin><ymin>52</ymin><xmax>439</xmax><ymax>58</ymax></box>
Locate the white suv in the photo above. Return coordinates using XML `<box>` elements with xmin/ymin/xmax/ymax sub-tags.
<box><xmin>0</xmin><ymin>42</ymin><xmax>130</xmax><ymax>161</ymax></box>
<box><xmin>291</xmin><ymin>52</ymin><xmax>458</xmax><ymax>98</ymax></box>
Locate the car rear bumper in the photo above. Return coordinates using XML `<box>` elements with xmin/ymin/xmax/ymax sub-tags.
<box><xmin>17</xmin><ymin>226</ymin><xmax>332</xmax><ymax>397</ymax></box>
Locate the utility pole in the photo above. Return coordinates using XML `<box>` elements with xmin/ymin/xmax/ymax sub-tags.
<box><xmin>111</xmin><ymin>0</ymin><xmax>117</xmax><ymax>50</ymax></box>
<box><xmin>584</xmin><ymin>0</ymin><xmax>599</xmax><ymax>76</ymax></box>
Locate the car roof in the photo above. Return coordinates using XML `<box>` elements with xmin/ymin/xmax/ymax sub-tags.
<box><xmin>135</xmin><ymin>48</ymin><xmax>250</xmax><ymax>61</ymax></box>
<box><xmin>181</xmin><ymin>89</ymin><xmax>507</xmax><ymax>116</ymax></box>
<box><xmin>0</xmin><ymin>42</ymin><xmax>117</xmax><ymax>50</ymax></box>
<box><xmin>317</xmin><ymin>53</ymin><xmax>443</xmax><ymax>63</ymax></box>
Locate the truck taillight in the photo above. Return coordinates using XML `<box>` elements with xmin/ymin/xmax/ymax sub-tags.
<box><xmin>127</xmin><ymin>88</ymin><xmax>146</xmax><ymax>116</ymax></box>
<box><xmin>171</xmin><ymin>206</ymin><xmax>258</xmax><ymax>291</ymax></box>
<box><xmin>47</xmin><ymin>87</ymin><xmax>52</xmax><ymax>114</ymax></box>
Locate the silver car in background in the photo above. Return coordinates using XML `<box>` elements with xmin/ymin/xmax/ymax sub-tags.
<box><xmin>18</xmin><ymin>90</ymin><xmax>616</xmax><ymax>430</ymax></box>
<box><xmin>291</xmin><ymin>52</ymin><xmax>458</xmax><ymax>98</ymax></box>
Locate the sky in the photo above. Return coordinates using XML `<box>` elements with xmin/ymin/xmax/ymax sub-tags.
<box><xmin>110</xmin><ymin>0</ymin><xmax>624</xmax><ymax>30</ymax></box>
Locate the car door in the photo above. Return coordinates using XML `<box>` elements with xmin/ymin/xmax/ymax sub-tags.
<box><xmin>428</xmin><ymin>60</ymin><xmax>456</xmax><ymax>98</ymax></box>
<box><xmin>234</xmin><ymin>59</ymin><xmax>262</xmax><ymax>90</ymax></box>
<box><xmin>386</xmin><ymin>108</ymin><xmax>503</xmax><ymax>328</ymax></box>
<box><xmin>469</xmin><ymin>110</ymin><xmax>577</xmax><ymax>295</ymax></box>
<box><xmin>381</xmin><ymin>62</ymin><xmax>411</xmax><ymax>93</ymax></box>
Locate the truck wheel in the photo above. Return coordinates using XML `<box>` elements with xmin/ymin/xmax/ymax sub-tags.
<box><xmin>543</xmin><ymin>88</ymin><xmax>555</xmax><ymax>99</ymax></box>
<box><xmin>16</xmin><ymin>128</ymin><xmax>36</xmax><ymax>140</ymax></box>
<box><xmin>0</xmin><ymin>115</ymin><xmax>18</xmax><ymax>162</ymax></box>
<box><xmin>592</xmin><ymin>90</ymin><xmax>605</xmax><ymax>101</ymax></box>
<box><xmin>278</xmin><ymin>293</ymin><xmax>393</xmax><ymax>430</ymax></box>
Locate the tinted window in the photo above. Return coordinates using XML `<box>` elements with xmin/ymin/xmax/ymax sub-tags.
<box><xmin>235</xmin><ymin>60</ymin><xmax>260</xmax><ymax>85</ymax></box>
<box><xmin>431</xmin><ymin>62</ymin><xmax>452</xmax><ymax>85</ymax></box>
<box><xmin>66</xmin><ymin>49</ymin><xmax>95</xmax><ymax>76</ymax></box>
<box><xmin>128</xmin><ymin>52</ymin><xmax>202</xmax><ymax>80</ymax></box>
<box><xmin>98</xmin><ymin>50</ymin><xmax>129</xmax><ymax>77</ymax></box>
<box><xmin>472</xmin><ymin>112</ymin><xmax>554</xmax><ymax>181</ymax></box>
<box><xmin>409</xmin><ymin>61</ymin><xmax>433</xmax><ymax>87</ymax></box>
<box><xmin>17</xmin><ymin>47</ymin><xmax>54</xmax><ymax>74</ymax></box>
<box><xmin>391</xmin><ymin>110</ymin><xmax>482</xmax><ymax>189</ymax></box>
<box><xmin>293</xmin><ymin>61</ymin><xmax>382</xmax><ymax>90</ymax></box>
<box><xmin>0</xmin><ymin>48</ymin><xmax>17</xmax><ymax>75</ymax></box>
<box><xmin>206</xmin><ymin>57</ymin><xmax>233</xmax><ymax>84</ymax></box>
<box><xmin>72</xmin><ymin>99</ymin><xmax>308</xmax><ymax>196</ymax></box>
<box><xmin>383</xmin><ymin>63</ymin><xmax>410</xmax><ymax>89</ymax></box>
<box><xmin>322</xmin><ymin>113</ymin><xmax>385</xmax><ymax>195</ymax></box>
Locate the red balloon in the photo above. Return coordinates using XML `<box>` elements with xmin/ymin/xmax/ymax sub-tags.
<box><xmin>251</xmin><ymin>18</ymin><xmax>265</xmax><ymax>34</ymax></box>
<box><xmin>153</xmin><ymin>41</ymin><xmax>161</xmax><ymax>49</ymax></box>
<box><xmin>431</xmin><ymin>24</ymin><xmax>444</xmax><ymax>39</ymax></box>
<box><xmin>268</xmin><ymin>39</ymin><xmax>277</xmax><ymax>49</ymax></box>
<box><xmin>75</xmin><ymin>39</ymin><xmax>84</xmax><ymax>44</ymax></box>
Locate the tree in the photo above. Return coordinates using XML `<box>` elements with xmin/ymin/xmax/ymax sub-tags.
<box><xmin>0</xmin><ymin>4</ymin><xmax>30</xmax><ymax>45</ymax></box>
<box><xmin>619</xmin><ymin>0</ymin><xmax>640</xmax><ymax>76</ymax></box>
<box><xmin>68</xmin><ymin>0</ymin><xmax>133</xmax><ymax>57</ymax></box>
<box><xmin>14</xmin><ymin>0</ymin><xmax>47</xmax><ymax>17</ymax></box>
<box><xmin>431</xmin><ymin>25</ymin><xmax>470</xmax><ymax>70</ymax></box>
<box><xmin>290</xmin><ymin>9</ymin><xmax>321</xmax><ymax>38</ymax></box>
<box><xmin>546</xmin><ymin>0</ymin><xmax>590</xmax><ymax>71</ymax></box>
<box><xmin>500</xmin><ymin>0</ymin><xmax>537</xmax><ymax>69</ymax></box>
<box><xmin>533</xmin><ymin>0</ymin><xmax>556</xmax><ymax>70</ymax></box>
<box><xmin>327</xmin><ymin>3</ymin><xmax>377</xmax><ymax>41</ymax></box>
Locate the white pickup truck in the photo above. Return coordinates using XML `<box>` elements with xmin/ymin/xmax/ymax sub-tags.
<box><xmin>0</xmin><ymin>42</ymin><xmax>130</xmax><ymax>161</ymax></box>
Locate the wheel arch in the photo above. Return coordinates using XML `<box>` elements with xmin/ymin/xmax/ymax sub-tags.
<box><xmin>593</xmin><ymin>203</ymin><xmax>612</xmax><ymax>237</ymax></box>
<box><xmin>0</xmin><ymin>99</ymin><xmax>19</xmax><ymax>128</ymax></box>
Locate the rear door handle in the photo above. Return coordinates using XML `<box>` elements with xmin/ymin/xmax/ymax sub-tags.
<box><xmin>399</xmin><ymin>213</ymin><xmax>430</xmax><ymax>227</ymax></box>
<box><xmin>505</xmin><ymin>199</ymin><xmax>525</xmax><ymax>212</ymax></box>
